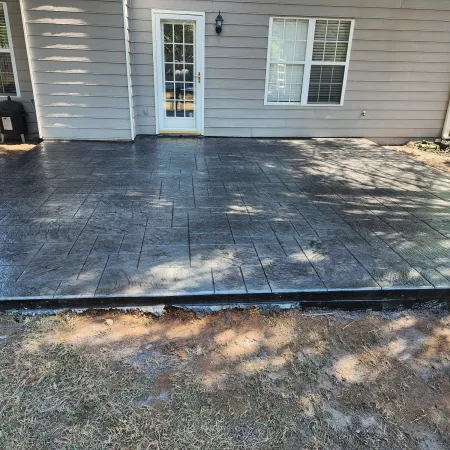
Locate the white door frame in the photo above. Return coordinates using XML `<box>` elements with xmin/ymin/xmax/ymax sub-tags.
<box><xmin>152</xmin><ymin>10</ymin><xmax>205</xmax><ymax>135</ymax></box>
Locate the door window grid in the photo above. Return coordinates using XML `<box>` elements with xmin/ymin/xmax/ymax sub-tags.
<box><xmin>0</xmin><ymin>3</ymin><xmax>19</xmax><ymax>96</ymax></box>
<box><xmin>265</xmin><ymin>17</ymin><xmax>353</xmax><ymax>106</ymax></box>
<box><xmin>163</xmin><ymin>21</ymin><xmax>195</xmax><ymax>118</ymax></box>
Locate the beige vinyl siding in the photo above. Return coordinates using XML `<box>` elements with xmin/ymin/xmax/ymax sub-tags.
<box><xmin>5</xmin><ymin>0</ymin><xmax>38</xmax><ymax>134</ymax></box>
<box><xmin>130</xmin><ymin>0</ymin><xmax>450</xmax><ymax>139</ymax></box>
<box><xmin>20</xmin><ymin>0</ymin><xmax>131</xmax><ymax>140</ymax></box>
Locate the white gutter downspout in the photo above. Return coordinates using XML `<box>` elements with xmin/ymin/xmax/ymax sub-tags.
<box><xmin>19</xmin><ymin>0</ymin><xmax>42</xmax><ymax>139</ymax></box>
<box><xmin>443</xmin><ymin>97</ymin><xmax>450</xmax><ymax>139</ymax></box>
<box><xmin>123</xmin><ymin>0</ymin><xmax>136</xmax><ymax>140</ymax></box>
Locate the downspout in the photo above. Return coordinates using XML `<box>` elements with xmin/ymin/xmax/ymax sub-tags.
<box><xmin>443</xmin><ymin>96</ymin><xmax>450</xmax><ymax>139</ymax></box>
<box><xmin>122</xmin><ymin>0</ymin><xmax>136</xmax><ymax>140</ymax></box>
<box><xmin>18</xmin><ymin>0</ymin><xmax>42</xmax><ymax>139</ymax></box>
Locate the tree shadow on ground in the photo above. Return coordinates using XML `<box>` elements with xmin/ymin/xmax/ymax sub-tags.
<box><xmin>1</xmin><ymin>307</ymin><xmax>449</xmax><ymax>450</ymax></box>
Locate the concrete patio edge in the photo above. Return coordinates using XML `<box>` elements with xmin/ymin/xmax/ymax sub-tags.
<box><xmin>1</xmin><ymin>287</ymin><xmax>449</xmax><ymax>313</ymax></box>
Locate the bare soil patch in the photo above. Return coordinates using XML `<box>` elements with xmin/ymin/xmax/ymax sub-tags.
<box><xmin>0</xmin><ymin>307</ymin><xmax>449</xmax><ymax>449</ymax></box>
<box><xmin>0</xmin><ymin>142</ymin><xmax>37</xmax><ymax>157</ymax></box>
<box><xmin>386</xmin><ymin>142</ymin><xmax>450</xmax><ymax>174</ymax></box>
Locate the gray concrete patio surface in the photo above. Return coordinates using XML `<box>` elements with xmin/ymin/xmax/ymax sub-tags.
<box><xmin>1</xmin><ymin>137</ymin><xmax>450</xmax><ymax>302</ymax></box>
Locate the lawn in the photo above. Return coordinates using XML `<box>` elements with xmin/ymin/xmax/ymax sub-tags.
<box><xmin>0</xmin><ymin>307</ymin><xmax>449</xmax><ymax>449</ymax></box>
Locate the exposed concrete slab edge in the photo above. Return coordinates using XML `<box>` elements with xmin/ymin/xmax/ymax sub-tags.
<box><xmin>2</xmin><ymin>288</ymin><xmax>450</xmax><ymax>315</ymax></box>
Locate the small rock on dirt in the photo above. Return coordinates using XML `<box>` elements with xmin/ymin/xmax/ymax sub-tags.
<box><xmin>105</xmin><ymin>319</ymin><xmax>114</xmax><ymax>326</ymax></box>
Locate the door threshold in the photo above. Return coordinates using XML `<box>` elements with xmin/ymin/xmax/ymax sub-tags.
<box><xmin>159</xmin><ymin>130</ymin><xmax>201</xmax><ymax>136</ymax></box>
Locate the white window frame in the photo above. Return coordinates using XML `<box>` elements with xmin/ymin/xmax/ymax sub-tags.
<box><xmin>0</xmin><ymin>2</ymin><xmax>20</xmax><ymax>97</ymax></box>
<box><xmin>264</xmin><ymin>17</ymin><xmax>354</xmax><ymax>107</ymax></box>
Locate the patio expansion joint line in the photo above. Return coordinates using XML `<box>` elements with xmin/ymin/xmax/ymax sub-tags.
<box><xmin>239</xmin><ymin>266</ymin><xmax>249</xmax><ymax>294</ymax></box>
<box><xmin>267</xmin><ymin>223</ymin><xmax>288</xmax><ymax>258</ymax></box>
<box><xmin>291</xmin><ymin>205</ymin><xmax>320</xmax><ymax>239</ymax></box>
<box><xmin>93</xmin><ymin>254</ymin><xmax>111</xmax><ymax>297</ymax></box>
<box><xmin>53</xmin><ymin>281</ymin><xmax>63</xmax><ymax>298</ymax></box>
<box><xmin>170</xmin><ymin>201</ymin><xmax>175</xmax><ymax>228</ymax></box>
<box><xmin>225</xmin><ymin>212</ymin><xmax>236</xmax><ymax>245</ymax></box>
<box><xmin>251</xmin><ymin>241</ymin><xmax>274</xmax><ymax>294</ymax></box>
<box><xmin>117</xmin><ymin>234</ymin><xmax>126</xmax><ymax>254</ymax></box>
<box><xmin>291</xmin><ymin>235</ymin><xmax>325</xmax><ymax>284</ymax></box>
<box><xmin>68</xmin><ymin>216</ymin><xmax>91</xmax><ymax>256</ymax></box>
<box><xmin>14</xmin><ymin>240</ymin><xmax>48</xmax><ymax>283</ymax></box>
<box><xmin>233</xmin><ymin>183</ymin><xmax>252</xmax><ymax>221</ymax></box>
<box><xmin>334</xmin><ymin>236</ymin><xmax>383</xmax><ymax>289</ymax></box>
<box><xmin>280</xmin><ymin>180</ymin><xmax>293</xmax><ymax>193</ymax></box>
<box><xmin>77</xmin><ymin>241</ymin><xmax>97</xmax><ymax>282</ymax></box>
<box><xmin>13</xmin><ymin>259</ymin><xmax>37</xmax><ymax>284</ymax></box>
<box><xmin>191</xmin><ymin>175</ymin><xmax>196</xmax><ymax>209</ymax></box>
<box><xmin>158</xmin><ymin>180</ymin><xmax>163</xmax><ymax>201</ymax></box>
<box><xmin>187</xmin><ymin>213</ymin><xmax>192</xmax><ymax>268</ymax></box>
<box><xmin>211</xmin><ymin>268</ymin><xmax>216</xmax><ymax>294</ymax></box>
<box><xmin>137</xmin><ymin>217</ymin><xmax>150</xmax><ymax>269</ymax></box>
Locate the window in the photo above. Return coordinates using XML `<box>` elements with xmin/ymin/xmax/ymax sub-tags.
<box><xmin>0</xmin><ymin>2</ymin><xmax>19</xmax><ymax>96</ymax></box>
<box><xmin>265</xmin><ymin>17</ymin><xmax>354</xmax><ymax>106</ymax></box>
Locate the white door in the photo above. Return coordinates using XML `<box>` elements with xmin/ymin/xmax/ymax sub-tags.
<box><xmin>153</xmin><ymin>11</ymin><xmax>205</xmax><ymax>134</ymax></box>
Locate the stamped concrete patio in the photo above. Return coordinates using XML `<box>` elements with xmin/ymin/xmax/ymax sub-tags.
<box><xmin>1</xmin><ymin>137</ymin><xmax>450</xmax><ymax>306</ymax></box>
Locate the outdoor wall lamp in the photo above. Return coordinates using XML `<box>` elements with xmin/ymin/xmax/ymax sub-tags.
<box><xmin>215</xmin><ymin>11</ymin><xmax>224</xmax><ymax>34</ymax></box>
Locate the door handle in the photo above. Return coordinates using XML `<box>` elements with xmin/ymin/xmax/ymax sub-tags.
<box><xmin>195</xmin><ymin>72</ymin><xmax>201</xmax><ymax>83</ymax></box>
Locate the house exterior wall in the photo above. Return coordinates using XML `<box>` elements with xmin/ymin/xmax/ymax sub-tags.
<box><xmin>20</xmin><ymin>0</ymin><xmax>132</xmax><ymax>140</ymax></box>
<box><xmin>5</xmin><ymin>0</ymin><xmax>38</xmax><ymax>135</ymax></box>
<box><xmin>129</xmin><ymin>0</ymin><xmax>450</xmax><ymax>139</ymax></box>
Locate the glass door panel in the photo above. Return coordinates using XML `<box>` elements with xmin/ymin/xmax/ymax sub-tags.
<box><xmin>162</xmin><ymin>21</ymin><xmax>196</xmax><ymax>121</ymax></box>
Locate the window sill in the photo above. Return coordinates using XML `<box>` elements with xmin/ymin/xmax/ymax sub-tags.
<box><xmin>264</xmin><ymin>102</ymin><xmax>344</xmax><ymax>107</ymax></box>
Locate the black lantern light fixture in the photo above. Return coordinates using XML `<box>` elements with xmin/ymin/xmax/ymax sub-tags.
<box><xmin>215</xmin><ymin>11</ymin><xmax>224</xmax><ymax>34</ymax></box>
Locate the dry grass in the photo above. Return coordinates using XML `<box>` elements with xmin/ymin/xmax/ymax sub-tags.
<box><xmin>386</xmin><ymin>143</ymin><xmax>450</xmax><ymax>174</ymax></box>
<box><xmin>0</xmin><ymin>307</ymin><xmax>449</xmax><ymax>450</ymax></box>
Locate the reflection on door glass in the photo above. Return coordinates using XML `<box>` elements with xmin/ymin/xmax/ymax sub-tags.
<box><xmin>185</xmin><ymin>101</ymin><xmax>195</xmax><ymax>118</ymax></box>
<box><xmin>185</xmin><ymin>83</ymin><xmax>194</xmax><ymax>100</ymax></box>
<box><xmin>176</xmin><ymin>101</ymin><xmax>185</xmax><ymax>117</ymax></box>
<box><xmin>175</xmin><ymin>82</ymin><xmax>184</xmax><ymax>99</ymax></box>
<box><xmin>184</xmin><ymin>25</ymin><xmax>194</xmax><ymax>43</ymax></box>
<box><xmin>163</xmin><ymin>21</ymin><xmax>196</xmax><ymax>118</ymax></box>
<box><xmin>165</xmin><ymin>63</ymin><xmax>174</xmax><ymax>81</ymax></box>
<box><xmin>165</xmin><ymin>82</ymin><xmax>174</xmax><ymax>99</ymax></box>
<box><xmin>164</xmin><ymin>44</ymin><xmax>173</xmax><ymax>62</ymax></box>
<box><xmin>174</xmin><ymin>64</ymin><xmax>184</xmax><ymax>81</ymax></box>
<box><xmin>174</xmin><ymin>44</ymin><xmax>183</xmax><ymax>62</ymax></box>
<box><xmin>174</xmin><ymin>24</ymin><xmax>183</xmax><ymax>42</ymax></box>
<box><xmin>165</xmin><ymin>100</ymin><xmax>174</xmax><ymax>116</ymax></box>
<box><xmin>184</xmin><ymin>64</ymin><xmax>193</xmax><ymax>82</ymax></box>
<box><xmin>184</xmin><ymin>45</ymin><xmax>193</xmax><ymax>63</ymax></box>
<box><xmin>164</xmin><ymin>23</ymin><xmax>173</xmax><ymax>42</ymax></box>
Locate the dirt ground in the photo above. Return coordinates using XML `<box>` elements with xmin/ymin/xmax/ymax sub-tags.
<box><xmin>0</xmin><ymin>142</ymin><xmax>36</xmax><ymax>157</ymax></box>
<box><xmin>386</xmin><ymin>143</ymin><xmax>450</xmax><ymax>174</ymax></box>
<box><xmin>0</xmin><ymin>306</ymin><xmax>449</xmax><ymax>450</ymax></box>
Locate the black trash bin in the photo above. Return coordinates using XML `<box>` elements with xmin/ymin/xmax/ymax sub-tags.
<box><xmin>0</xmin><ymin>96</ymin><xmax>28</xmax><ymax>143</ymax></box>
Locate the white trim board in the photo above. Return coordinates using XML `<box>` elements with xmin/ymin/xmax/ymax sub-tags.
<box><xmin>122</xmin><ymin>0</ymin><xmax>136</xmax><ymax>140</ymax></box>
<box><xmin>19</xmin><ymin>0</ymin><xmax>41</xmax><ymax>138</ymax></box>
<box><xmin>443</xmin><ymin>98</ymin><xmax>450</xmax><ymax>139</ymax></box>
